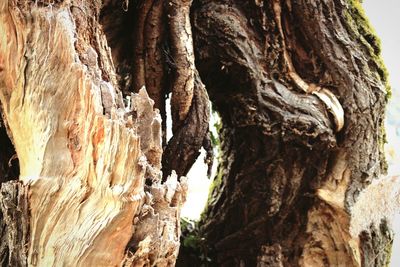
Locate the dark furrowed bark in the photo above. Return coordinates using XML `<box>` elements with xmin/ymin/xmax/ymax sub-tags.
<box><xmin>290</xmin><ymin>0</ymin><xmax>388</xmax><ymax>203</ymax></box>
<box><xmin>192</xmin><ymin>0</ymin><xmax>390</xmax><ymax>266</ymax></box>
<box><xmin>100</xmin><ymin>0</ymin><xmax>170</xmax><ymax>147</ymax></box>
<box><xmin>166</xmin><ymin>0</ymin><xmax>195</xmax><ymax>132</ymax></box>
<box><xmin>0</xmin><ymin>182</ymin><xmax>29</xmax><ymax>267</ymax></box>
<box><xmin>143</xmin><ymin>0</ymin><xmax>166</xmax><ymax>129</ymax></box>
<box><xmin>130</xmin><ymin>0</ymin><xmax>154</xmax><ymax>94</ymax></box>
<box><xmin>161</xmin><ymin>0</ymin><xmax>211</xmax><ymax>179</ymax></box>
<box><xmin>162</xmin><ymin>72</ymin><xmax>210</xmax><ymax>180</ymax></box>
<box><xmin>100</xmin><ymin>0</ymin><xmax>210</xmax><ymax>172</ymax></box>
<box><xmin>100</xmin><ymin>0</ymin><xmax>136</xmax><ymax>95</ymax></box>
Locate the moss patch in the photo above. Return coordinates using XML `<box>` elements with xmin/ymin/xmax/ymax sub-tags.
<box><xmin>344</xmin><ymin>0</ymin><xmax>391</xmax><ymax>99</ymax></box>
<box><xmin>179</xmin><ymin>217</ymin><xmax>212</xmax><ymax>264</ymax></box>
<box><xmin>344</xmin><ymin>0</ymin><xmax>391</xmax><ymax>171</ymax></box>
<box><xmin>380</xmin><ymin>220</ymin><xmax>394</xmax><ymax>267</ymax></box>
<box><xmin>200</xmin><ymin>114</ymin><xmax>224</xmax><ymax>221</ymax></box>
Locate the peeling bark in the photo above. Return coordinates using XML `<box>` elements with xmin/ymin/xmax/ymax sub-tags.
<box><xmin>124</xmin><ymin>173</ymin><xmax>188</xmax><ymax>266</ymax></box>
<box><xmin>0</xmin><ymin>1</ymin><xmax>185</xmax><ymax>266</ymax></box>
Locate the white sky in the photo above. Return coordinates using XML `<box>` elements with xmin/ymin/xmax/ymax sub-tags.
<box><xmin>182</xmin><ymin>1</ymin><xmax>400</xmax><ymax>265</ymax></box>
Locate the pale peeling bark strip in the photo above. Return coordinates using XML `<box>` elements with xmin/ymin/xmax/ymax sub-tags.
<box><xmin>123</xmin><ymin>172</ymin><xmax>188</xmax><ymax>267</ymax></box>
<box><xmin>350</xmin><ymin>174</ymin><xmax>400</xmax><ymax>237</ymax></box>
<box><xmin>302</xmin><ymin>151</ymin><xmax>361</xmax><ymax>266</ymax></box>
<box><xmin>167</xmin><ymin>0</ymin><xmax>195</xmax><ymax>132</ymax></box>
<box><xmin>272</xmin><ymin>0</ymin><xmax>344</xmax><ymax>132</ymax></box>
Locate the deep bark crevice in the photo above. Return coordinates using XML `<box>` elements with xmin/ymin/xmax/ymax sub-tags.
<box><xmin>99</xmin><ymin>0</ymin><xmax>136</xmax><ymax>95</ymax></box>
<box><xmin>0</xmin><ymin>116</ymin><xmax>19</xmax><ymax>184</ymax></box>
<box><xmin>99</xmin><ymin>0</ymin><xmax>211</xmax><ymax>179</ymax></box>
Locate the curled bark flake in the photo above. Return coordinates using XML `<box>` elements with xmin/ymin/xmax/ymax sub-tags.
<box><xmin>193</xmin><ymin>3</ymin><xmax>336</xmax><ymax>148</ymax></box>
<box><xmin>272</xmin><ymin>0</ymin><xmax>309</xmax><ymax>93</ymax></box>
<box><xmin>313</xmin><ymin>88</ymin><xmax>345</xmax><ymax>132</ymax></box>
<box><xmin>166</xmin><ymin>0</ymin><xmax>195</xmax><ymax>132</ymax></box>
<box><xmin>192</xmin><ymin>0</ymin><xmax>389</xmax><ymax>265</ymax></box>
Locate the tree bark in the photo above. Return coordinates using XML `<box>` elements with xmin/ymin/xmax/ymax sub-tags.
<box><xmin>0</xmin><ymin>0</ymin><xmax>394</xmax><ymax>266</ymax></box>
<box><xmin>188</xmin><ymin>0</ymin><xmax>392</xmax><ymax>266</ymax></box>
<box><xmin>0</xmin><ymin>1</ymin><xmax>187</xmax><ymax>266</ymax></box>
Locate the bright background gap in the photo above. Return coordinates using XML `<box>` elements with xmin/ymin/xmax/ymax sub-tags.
<box><xmin>166</xmin><ymin>96</ymin><xmax>218</xmax><ymax>221</ymax></box>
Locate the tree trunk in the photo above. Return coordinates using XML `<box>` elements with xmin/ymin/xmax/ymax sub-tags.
<box><xmin>0</xmin><ymin>1</ymin><xmax>187</xmax><ymax>266</ymax></box>
<box><xmin>188</xmin><ymin>0</ymin><xmax>392</xmax><ymax>266</ymax></box>
<box><xmin>0</xmin><ymin>0</ymin><xmax>394</xmax><ymax>266</ymax></box>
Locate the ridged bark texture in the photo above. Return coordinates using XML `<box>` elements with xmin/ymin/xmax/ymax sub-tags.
<box><xmin>191</xmin><ymin>0</ymin><xmax>392</xmax><ymax>266</ymax></box>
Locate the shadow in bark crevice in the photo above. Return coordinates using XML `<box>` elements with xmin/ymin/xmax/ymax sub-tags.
<box><xmin>0</xmin><ymin>116</ymin><xmax>19</xmax><ymax>184</ymax></box>
<box><xmin>99</xmin><ymin>1</ymin><xmax>136</xmax><ymax>95</ymax></box>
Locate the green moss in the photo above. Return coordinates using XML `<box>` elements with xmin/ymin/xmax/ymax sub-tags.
<box><xmin>380</xmin><ymin>123</ymin><xmax>389</xmax><ymax>174</ymax></box>
<box><xmin>211</xmin><ymin>112</ymin><xmax>222</xmax><ymax>148</ymax></box>
<box><xmin>384</xmin><ymin>239</ymin><xmax>393</xmax><ymax>267</ymax></box>
<box><xmin>180</xmin><ymin>217</ymin><xmax>212</xmax><ymax>264</ymax></box>
<box><xmin>208</xmin><ymin>164</ymin><xmax>223</xmax><ymax>198</ymax></box>
<box><xmin>199</xmin><ymin>155</ymin><xmax>223</xmax><ymax>222</ymax></box>
<box><xmin>199</xmin><ymin>114</ymin><xmax>224</xmax><ymax>221</ymax></box>
<box><xmin>380</xmin><ymin>220</ymin><xmax>394</xmax><ymax>267</ymax></box>
<box><xmin>345</xmin><ymin>0</ymin><xmax>392</xmax><ymax>99</ymax></box>
<box><xmin>345</xmin><ymin>0</ymin><xmax>391</xmax><ymax>170</ymax></box>
<box><xmin>180</xmin><ymin>218</ymin><xmax>201</xmax><ymax>250</ymax></box>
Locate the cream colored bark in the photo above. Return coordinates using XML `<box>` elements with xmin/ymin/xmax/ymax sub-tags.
<box><xmin>301</xmin><ymin>151</ymin><xmax>361</xmax><ymax>266</ymax></box>
<box><xmin>0</xmin><ymin>1</ymin><xmax>186</xmax><ymax>266</ymax></box>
